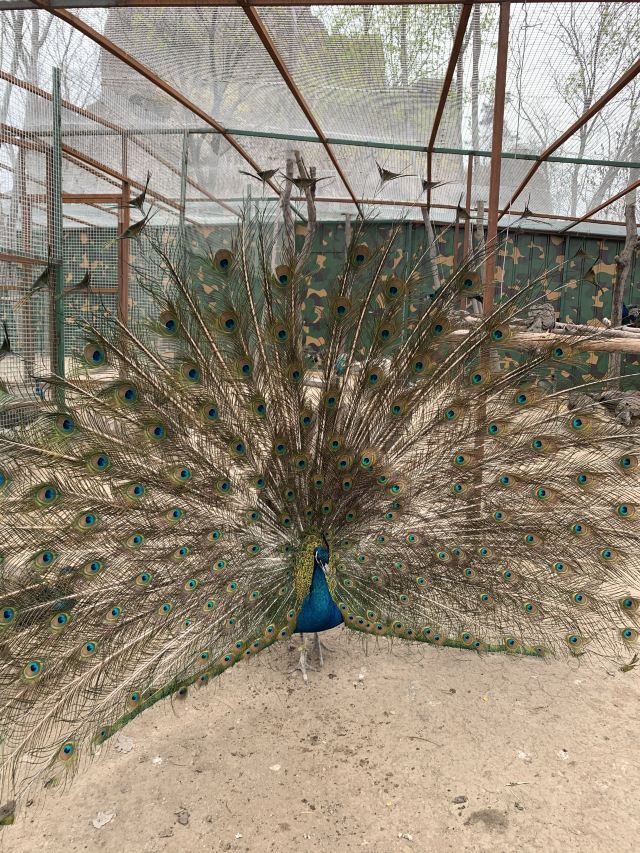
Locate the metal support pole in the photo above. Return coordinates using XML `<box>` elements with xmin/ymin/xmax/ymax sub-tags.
<box><xmin>118</xmin><ymin>133</ymin><xmax>130</xmax><ymax>327</ymax></box>
<box><xmin>463</xmin><ymin>153</ymin><xmax>473</xmax><ymax>258</ymax></box>
<box><xmin>483</xmin><ymin>1</ymin><xmax>510</xmax><ymax>314</ymax></box>
<box><xmin>179</xmin><ymin>130</ymin><xmax>189</xmax><ymax>239</ymax></box>
<box><xmin>51</xmin><ymin>67</ymin><xmax>65</xmax><ymax>403</ymax></box>
<box><xmin>17</xmin><ymin>148</ymin><xmax>35</xmax><ymax>379</ymax></box>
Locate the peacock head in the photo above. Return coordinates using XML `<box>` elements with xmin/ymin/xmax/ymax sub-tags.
<box><xmin>315</xmin><ymin>546</ymin><xmax>330</xmax><ymax>567</ymax></box>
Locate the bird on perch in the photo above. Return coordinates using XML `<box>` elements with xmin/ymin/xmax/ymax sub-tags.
<box><xmin>0</xmin><ymin>214</ymin><xmax>639</xmax><ymax>817</ymax></box>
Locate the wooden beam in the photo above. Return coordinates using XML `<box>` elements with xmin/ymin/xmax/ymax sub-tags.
<box><xmin>0</xmin><ymin>251</ymin><xmax>49</xmax><ymax>267</ymax></box>
<box><xmin>426</xmin><ymin>3</ymin><xmax>473</xmax><ymax>209</ymax></box>
<box><xmin>242</xmin><ymin>4</ymin><xmax>363</xmax><ymax>217</ymax></box>
<box><xmin>500</xmin><ymin>54</ymin><xmax>640</xmax><ymax>219</ymax></box>
<box><xmin>29</xmin><ymin>4</ymin><xmax>282</xmax><ymax>202</ymax></box>
<box><xmin>0</xmin><ymin>1</ymin><xmax>614</xmax><ymax>8</ymax></box>
<box><xmin>561</xmin><ymin>177</ymin><xmax>640</xmax><ymax>233</ymax></box>
<box><xmin>0</xmin><ymin>71</ymin><xmax>238</xmax><ymax>217</ymax></box>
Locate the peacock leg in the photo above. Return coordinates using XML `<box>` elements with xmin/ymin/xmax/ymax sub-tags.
<box><xmin>311</xmin><ymin>632</ymin><xmax>333</xmax><ymax>667</ymax></box>
<box><xmin>288</xmin><ymin>633</ymin><xmax>318</xmax><ymax>682</ymax></box>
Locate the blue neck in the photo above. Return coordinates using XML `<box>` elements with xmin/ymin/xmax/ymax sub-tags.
<box><xmin>294</xmin><ymin>549</ymin><xmax>343</xmax><ymax>634</ymax></box>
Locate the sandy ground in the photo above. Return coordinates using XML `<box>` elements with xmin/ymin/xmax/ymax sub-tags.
<box><xmin>7</xmin><ymin>627</ymin><xmax>640</xmax><ymax>853</ymax></box>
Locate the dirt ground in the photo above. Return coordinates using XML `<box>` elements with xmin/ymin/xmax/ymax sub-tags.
<box><xmin>7</xmin><ymin>627</ymin><xmax>640</xmax><ymax>853</ymax></box>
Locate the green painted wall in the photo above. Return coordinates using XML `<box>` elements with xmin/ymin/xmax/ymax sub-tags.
<box><xmin>6</xmin><ymin>221</ymin><xmax>639</xmax><ymax>390</ymax></box>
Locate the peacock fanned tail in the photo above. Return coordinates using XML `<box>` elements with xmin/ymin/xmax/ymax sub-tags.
<box><xmin>0</xmin><ymin>213</ymin><xmax>638</xmax><ymax>807</ymax></box>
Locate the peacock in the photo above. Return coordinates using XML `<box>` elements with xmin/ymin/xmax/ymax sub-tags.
<box><xmin>0</xmin><ymin>209</ymin><xmax>639</xmax><ymax>820</ymax></box>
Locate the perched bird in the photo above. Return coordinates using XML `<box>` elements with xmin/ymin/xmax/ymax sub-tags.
<box><xmin>1</xmin><ymin>217</ymin><xmax>639</xmax><ymax>816</ymax></box>
<box><xmin>280</xmin><ymin>173</ymin><xmax>332</xmax><ymax>192</ymax></box>
<box><xmin>126</xmin><ymin>171</ymin><xmax>151</xmax><ymax>212</ymax></box>
<box><xmin>526</xmin><ymin>300</ymin><xmax>556</xmax><ymax>332</ymax></box>
<box><xmin>510</xmin><ymin>195</ymin><xmax>549</xmax><ymax>227</ymax></box>
<box><xmin>0</xmin><ymin>321</ymin><xmax>10</xmax><ymax>360</ymax></box>
<box><xmin>622</xmin><ymin>303</ymin><xmax>640</xmax><ymax>328</ymax></box>
<box><xmin>376</xmin><ymin>161</ymin><xmax>416</xmax><ymax>185</ymax></box>
<box><xmin>239</xmin><ymin>167</ymin><xmax>279</xmax><ymax>185</ymax></box>
<box><xmin>421</xmin><ymin>178</ymin><xmax>453</xmax><ymax>193</ymax></box>
<box><xmin>13</xmin><ymin>262</ymin><xmax>56</xmax><ymax>310</ymax></box>
<box><xmin>103</xmin><ymin>207</ymin><xmax>155</xmax><ymax>249</ymax></box>
<box><xmin>599</xmin><ymin>390</ymin><xmax>640</xmax><ymax>427</ymax></box>
<box><xmin>455</xmin><ymin>194</ymin><xmax>471</xmax><ymax>221</ymax></box>
<box><xmin>63</xmin><ymin>270</ymin><xmax>91</xmax><ymax>298</ymax></box>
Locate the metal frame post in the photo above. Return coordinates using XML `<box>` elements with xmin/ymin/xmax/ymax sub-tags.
<box><xmin>179</xmin><ymin>130</ymin><xmax>189</xmax><ymax>239</ymax></box>
<box><xmin>483</xmin><ymin>2</ymin><xmax>510</xmax><ymax>313</ymax></box>
<box><xmin>51</xmin><ymin>67</ymin><xmax>65</xmax><ymax>402</ymax></box>
<box><xmin>118</xmin><ymin>133</ymin><xmax>130</xmax><ymax>327</ymax></box>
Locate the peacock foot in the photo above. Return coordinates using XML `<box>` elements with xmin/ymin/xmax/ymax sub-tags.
<box><xmin>288</xmin><ymin>632</ymin><xmax>331</xmax><ymax>682</ymax></box>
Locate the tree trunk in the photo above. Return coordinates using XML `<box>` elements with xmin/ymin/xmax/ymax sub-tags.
<box><xmin>608</xmin><ymin>201</ymin><xmax>637</xmax><ymax>388</ymax></box>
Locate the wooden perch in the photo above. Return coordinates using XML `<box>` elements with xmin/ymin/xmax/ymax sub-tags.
<box><xmin>293</xmin><ymin>150</ymin><xmax>317</xmax><ymax>273</ymax></box>
<box><xmin>446</xmin><ymin>326</ymin><xmax>640</xmax><ymax>353</ymax></box>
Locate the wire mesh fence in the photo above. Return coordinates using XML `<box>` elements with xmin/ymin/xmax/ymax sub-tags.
<box><xmin>1</xmin><ymin>2</ymin><xmax>640</xmax><ymax>403</ymax></box>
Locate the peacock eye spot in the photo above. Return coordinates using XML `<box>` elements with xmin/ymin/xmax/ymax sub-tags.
<box><xmin>488</xmin><ymin>424</ymin><xmax>498</xmax><ymax>434</ymax></box>
<box><xmin>220</xmin><ymin>258</ymin><xmax>229</xmax><ymax>269</ymax></box>
<box><xmin>554</xmin><ymin>348</ymin><xmax>564</xmax><ymax>358</ymax></box>
<box><xmin>517</xmin><ymin>394</ymin><xmax>527</xmax><ymax>404</ymax></box>
<box><xmin>356</xmin><ymin>253</ymin><xmax>365</xmax><ymax>264</ymax></box>
<box><xmin>369</xmin><ymin>374</ymin><xmax>378</xmax><ymax>384</ymax></box>
<box><xmin>472</xmin><ymin>373</ymin><xmax>482</xmax><ymax>384</ymax></box>
<box><xmin>493</xmin><ymin>329</ymin><xmax>504</xmax><ymax>340</ymax></box>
